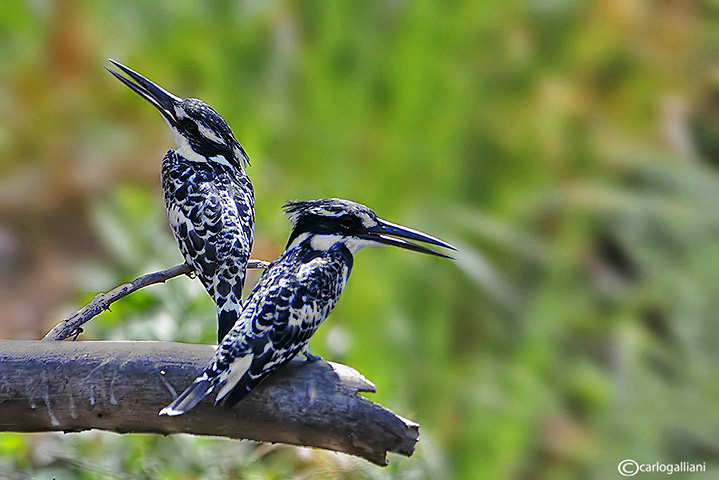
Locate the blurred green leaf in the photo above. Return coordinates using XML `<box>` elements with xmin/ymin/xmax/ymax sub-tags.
<box><xmin>0</xmin><ymin>0</ymin><xmax>715</xmax><ymax>478</ymax></box>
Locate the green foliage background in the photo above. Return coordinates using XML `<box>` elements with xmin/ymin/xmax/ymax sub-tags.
<box><xmin>0</xmin><ymin>0</ymin><xmax>717</xmax><ymax>478</ymax></box>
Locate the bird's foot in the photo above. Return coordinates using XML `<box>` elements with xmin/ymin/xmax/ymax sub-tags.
<box><xmin>301</xmin><ymin>347</ymin><xmax>323</xmax><ymax>363</ymax></box>
<box><xmin>71</xmin><ymin>327</ymin><xmax>84</xmax><ymax>341</ymax></box>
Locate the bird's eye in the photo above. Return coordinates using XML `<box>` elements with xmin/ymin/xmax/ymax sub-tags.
<box><xmin>339</xmin><ymin>215</ymin><xmax>356</xmax><ymax>229</ymax></box>
<box><xmin>182</xmin><ymin>119</ymin><xmax>198</xmax><ymax>133</ymax></box>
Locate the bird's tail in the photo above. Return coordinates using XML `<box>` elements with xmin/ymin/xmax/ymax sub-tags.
<box><xmin>159</xmin><ymin>375</ymin><xmax>214</xmax><ymax>417</ymax></box>
<box><xmin>215</xmin><ymin>279</ymin><xmax>247</xmax><ymax>342</ymax></box>
<box><xmin>217</xmin><ymin>307</ymin><xmax>239</xmax><ymax>343</ymax></box>
<box><xmin>218</xmin><ymin>380</ymin><xmax>255</xmax><ymax>408</ymax></box>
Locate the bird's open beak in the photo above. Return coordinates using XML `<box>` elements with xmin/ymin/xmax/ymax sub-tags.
<box><xmin>106</xmin><ymin>59</ymin><xmax>180</xmax><ymax>127</ymax></box>
<box><xmin>360</xmin><ymin>219</ymin><xmax>457</xmax><ymax>259</ymax></box>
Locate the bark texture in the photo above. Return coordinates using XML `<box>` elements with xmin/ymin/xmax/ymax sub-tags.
<box><xmin>0</xmin><ymin>340</ymin><xmax>418</xmax><ymax>466</ymax></box>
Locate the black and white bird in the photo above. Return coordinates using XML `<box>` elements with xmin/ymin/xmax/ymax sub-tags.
<box><xmin>107</xmin><ymin>60</ymin><xmax>254</xmax><ymax>342</ymax></box>
<box><xmin>160</xmin><ymin>198</ymin><xmax>455</xmax><ymax>416</ymax></box>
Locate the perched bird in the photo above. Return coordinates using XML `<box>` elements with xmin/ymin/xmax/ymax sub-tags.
<box><xmin>107</xmin><ymin>60</ymin><xmax>254</xmax><ymax>342</ymax></box>
<box><xmin>160</xmin><ymin>198</ymin><xmax>455</xmax><ymax>416</ymax></box>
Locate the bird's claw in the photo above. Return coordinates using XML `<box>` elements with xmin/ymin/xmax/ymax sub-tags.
<box><xmin>302</xmin><ymin>348</ymin><xmax>322</xmax><ymax>363</ymax></box>
<box><xmin>71</xmin><ymin>327</ymin><xmax>84</xmax><ymax>341</ymax></box>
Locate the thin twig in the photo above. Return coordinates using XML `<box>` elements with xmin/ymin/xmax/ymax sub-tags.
<box><xmin>42</xmin><ymin>260</ymin><xmax>270</xmax><ymax>341</ymax></box>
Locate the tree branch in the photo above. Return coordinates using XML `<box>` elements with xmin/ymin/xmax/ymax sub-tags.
<box><xmin>0</xmin><ymin>340</ymin><xmax>418</xmax><ymax>466</ymax></box>
<box><xmin>42</xmin><ymin>260</ymin><xmax>270</xmax><ymax>342</ymax></box>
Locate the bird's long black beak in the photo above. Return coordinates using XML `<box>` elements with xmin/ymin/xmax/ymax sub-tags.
<box><xmin>360</xmin><ymin>219</ymin><xmax>457</xmax><ymax>259</ymax></box>
<box><xmin>106</xmin><ymin>59</ymin><xmax>180</xmax><ymax>127</ymax></box>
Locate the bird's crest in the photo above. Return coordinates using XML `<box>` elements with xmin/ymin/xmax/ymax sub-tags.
<box><xmin>283</xmin><ymin>198</ymin><xmax>374</xmax><ymax>226</ymax></box>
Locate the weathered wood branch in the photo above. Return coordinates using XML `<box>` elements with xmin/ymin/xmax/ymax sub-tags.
<box><xmin>0</xmin><ymin>340</ymin><xmax>418</xmax><ymax>466</ymax></box>
<box><xmin>42</xmin><ymin>260</ymin><xmax>269</xmax><ymax>342</ymax></box>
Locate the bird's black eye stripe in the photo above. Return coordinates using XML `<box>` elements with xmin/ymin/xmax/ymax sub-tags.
<box><xmin>182</xmin><ymin>118</ymin><xmax>198</xmax><ymax>132</ymax></box>
<box><xmin>339</xmin><ymin>214</ymin><xmax>356</xmax><ymax>229</ymax></box>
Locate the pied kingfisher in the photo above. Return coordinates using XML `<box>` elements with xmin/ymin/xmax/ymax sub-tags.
<box><xmin>107</xmin><ymin>60</ymin><xmax>254</xmax><ymax>342</ymax></box>
<box><xmin>160</xmin><ymin>198</ymin><xmax>455</xmax><ymax>416</ymax></box>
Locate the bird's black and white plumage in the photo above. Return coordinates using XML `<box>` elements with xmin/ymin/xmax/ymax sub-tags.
<box><xmin>107</xmin><ymin>60</ymin><xmax>254</xmax><ymax>341</ymax></box>
<box><xmin>160</xmin><ymin>198</ymin><xmax>455</xmax><ymax>416</ymax></box>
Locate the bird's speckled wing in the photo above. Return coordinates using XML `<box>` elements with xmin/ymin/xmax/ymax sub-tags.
<box><xmin>162</xmin><ymin>152</ymin><xmax>254</xmax><ymax>339</ymax></box>
<box><xmin>209</xmin><ymin>247</ymin><xmax>350</xmax><ymax>406</ymax></box>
